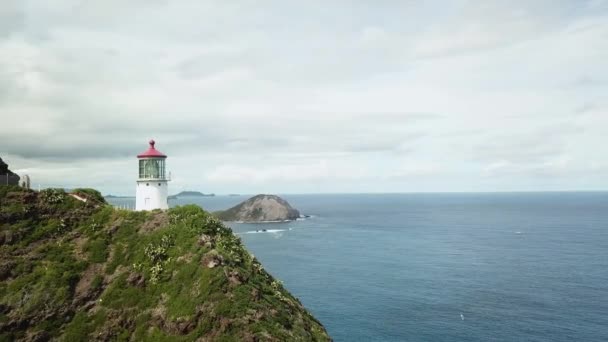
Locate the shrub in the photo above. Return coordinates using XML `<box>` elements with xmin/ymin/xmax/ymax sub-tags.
<box><xmin>71</xmin><ymin>188</ymin><xmax>107</xmax><ymax>204</ymax></box>
<box><xmin>39</xmin><ymin>188</ymin><xmax>66</xmax><ymax>204</ymax></box>
<box><xmin>144</xmin><ymin>234</ymin><xmax>173</xmax><ymax>284</ymax></box>
<box><xmin>23</xmin><ymin>219</ymin><xmax>60</xmax><ymax>244</ymax></box>
<box><xmin>0</xmin><ymin>185</ymin><xmax>25</xmax><ymax>200</ymax></box>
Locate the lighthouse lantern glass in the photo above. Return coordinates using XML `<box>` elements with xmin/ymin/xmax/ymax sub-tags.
<box><xmin>139</xmin><ymin>159</ymin><xmax>165</xmax><ymax>179</ymax></box>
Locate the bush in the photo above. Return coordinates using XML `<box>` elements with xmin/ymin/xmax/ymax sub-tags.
<box><xmin>39</xmin><ymin>188</ymin><xmax>66</xmax><ymax>204</ymax></box>
<box><xmin>0</xmin><ymin>185</ymin><xmax>25</xmax><ymax>201</ymax></box>
<box><xmin>22</xmin><ymin>219</ymin><xmax>62</xmax><ymax>244</ymax></box>
<box><xmin>144</xmin><ymin>234</ymin><xmax>173</xmax><ymax>283</ymax></box>
<box><xmin>71</xmin><ymin>188</ymin><xmax>107</xmax><ymax>204</ymax></box>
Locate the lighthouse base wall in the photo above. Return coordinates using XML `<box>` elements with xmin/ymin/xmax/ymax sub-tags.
<box><xmin>135</xmin><ymin>181</ymin><xmax>169</xmax><ymax>211</ymax></box>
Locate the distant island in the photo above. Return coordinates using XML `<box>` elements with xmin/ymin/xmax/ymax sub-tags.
<box><xmin>214</xmin><ymin>194</ymin><xmax>300</xmax><ymax>222</ymax></box>
<box><xmin>104</xmin><ymin>194</ymin><xmax>134</xmax><ymax>199</ymax></box>
<box><xmin>168</xmin><ymin>191</ymin><xmax>215</xmax><ymax>200</ymax></box>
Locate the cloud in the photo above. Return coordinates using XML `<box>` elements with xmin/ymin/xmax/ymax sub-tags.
<box><xmin>0</xmin><ymin>1</ymin><xmax>24</xmax><ymax>38</ymax></box>
<box><xmin>483</xmin><ymin>156</ymin><xmax>608</xmax><ymax>180</ymax></box>
<box><xmin>0</xmin><ymin>0</ymin><xmax>607</xmax><ymax>194</ymax></box>
<box><xmin>473</xmin><ymin>124</ymin><xmax>585</xmax><ymax>164</ymax></box>
<box><xmin>387</xmin><ymin>162</ymin><xmax>443</xmax><ymax>180</ymax></box>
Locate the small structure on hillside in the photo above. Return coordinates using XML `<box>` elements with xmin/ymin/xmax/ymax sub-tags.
<box><xmin>135</xmin><ymin>140</ymin><xmax>170</xmax><ymax>211</ymax></box>
<box><xmin>20</xmin><ymin>175</ymin><xmax>31</xmax><ymax>189</ymax></box>
<box><xmin>0</xmin><ymin>157</ymin><xmax>20</xmax><ymax>186</ymax></box>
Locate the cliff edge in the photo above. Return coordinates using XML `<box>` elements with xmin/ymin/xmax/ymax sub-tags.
<box><xmin>0</xmin><ymin>186</ymin><xmax>330</xmax><ymax>341</ymax></box>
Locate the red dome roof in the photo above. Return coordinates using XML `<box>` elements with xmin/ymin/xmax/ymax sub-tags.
<box><xmin>137</xmin><ymin>139</ymin><xmax>167</xmax><ymax>158</ymax></box>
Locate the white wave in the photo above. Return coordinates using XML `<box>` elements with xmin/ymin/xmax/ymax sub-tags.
<box><xmin>265</xmin><ymin>229</ymin><xmax>286</xmax><ymax>233</ymax></box>
<box><xmin>242</xmin><ymin>229</ymin><xmax>287</xmax><ymax>234</ymax></box>
<box><xmin>233</xmin><ymin>220</ymin><xmax>293</xmax><ymax>223</ymax></box>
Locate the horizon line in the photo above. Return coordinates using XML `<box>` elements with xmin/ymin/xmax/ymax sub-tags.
<box><xmin>101</xmin><ymin>189</ymin><xmax>608</xmax><ymax>197</ymax></box>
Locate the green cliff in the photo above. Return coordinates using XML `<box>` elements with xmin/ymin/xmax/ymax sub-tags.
<box><xmin>0</xmin><ymin>186</ymin><xmax>330</xmax><ymax>341</ymax></box>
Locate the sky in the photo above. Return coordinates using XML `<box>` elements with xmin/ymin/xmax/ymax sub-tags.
<box><xmin>0</xmin><ymin>0</ymin><xmax>607</xmax><ymax>195</ymax></box>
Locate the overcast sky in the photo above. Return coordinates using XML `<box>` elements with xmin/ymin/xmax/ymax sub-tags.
<box><xmin>1</xmin><ymin>0</ymin><xmax>607</xmax><ymax>195</ymax></box>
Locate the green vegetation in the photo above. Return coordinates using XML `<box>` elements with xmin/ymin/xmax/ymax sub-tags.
<box><xmin>0</xmin><ymin>186</ymin><xmax>330</xmax><ymax>341</ymax></box>
<box><xmin>72</xmin><ymin>188</ymin><xmax>106</xmax><ymax>204</ymax></box>
<box><xmin>85</xmin><ymin>237</ymin><xmax>109</xmax><ymax>263</ymax></box>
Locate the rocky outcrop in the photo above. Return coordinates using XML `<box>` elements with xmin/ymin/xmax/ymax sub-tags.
<box><xmin>0</xmin><ymin>157</ymin><xmax>19</xmax><ymax>186</ymax></box>
<box><xmin>214</xmin><ymin>194</ymin><xmax>300</xmax><ymax>222</ymax></box>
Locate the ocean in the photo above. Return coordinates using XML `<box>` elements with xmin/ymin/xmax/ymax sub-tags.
<box><xmin>107</xmin><ymin>192</ymin><xmax>608</xmax><ymax>341</ymax></box>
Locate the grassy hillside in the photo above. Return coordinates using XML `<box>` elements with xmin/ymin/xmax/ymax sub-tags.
<box><xmin>0</xmin><ymin>186</ymin><xmax>330</xmax><ymax>341</ymax></box>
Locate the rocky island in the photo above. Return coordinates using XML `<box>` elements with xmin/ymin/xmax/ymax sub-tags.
<box><xmin>214</xmin><ymin>195</ymin><xmax>301</xmax><ymax>223</ymax></box>
<box><xmin>0</xmin><ymin>186</ymin><xmax>329</xmax><ymax>341</ymax></box>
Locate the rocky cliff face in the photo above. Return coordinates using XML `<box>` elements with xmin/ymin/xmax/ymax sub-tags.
<box><xmin>0</xmin><ymin>186</ymin><xmax>330</xmax><ymax>341</ymax></box>
<box><xmin>0</xmin><ymin>158</ymin><xmax>19</xmax><ymax>186</ymax></box>
<box><xmin>215</xmin><ymin>195</ymin><xmax>301</xmax><ymax>222</ymax></box>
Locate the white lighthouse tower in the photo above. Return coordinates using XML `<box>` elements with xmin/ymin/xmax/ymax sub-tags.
<box><xmin>135</xmin><ymin>139</ymin><xmax>169</xmax><ymax>211</ymax></box>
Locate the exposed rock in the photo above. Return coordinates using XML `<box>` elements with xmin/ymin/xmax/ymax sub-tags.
<box><xmin>126</xmin><ymin>272</ymin><xmax>146</xmax><ymax>287</ymax></box>
<box><xmin>202</xmin><ymin>250</ymin><xmax>224</xmax><ymax>268</ymax></box>
<box><xmin>251</xmin><ymin>288</ymin><xmax>262</xmax><ymax>301</ymax></box>
<box><xmin>139</xmin><ymin>212</ymin><xmax>169</xmax><ymax>233</ymax></box>
<box><xmin>107</xmin><ymin>217</ymin><xmax>125</xmax><ymax>235</ymax></box>
<box><xmin>95</xmin><ymin>313</ymin><xmax>135</xmax><ymax>341</ymax></box>
<box><xmin>73</xmin><ymin>236</ymin><xmax>89</xmax><ymax>261</ymax></box>
<box><xmin>214</xmin><ymin>194</ymin><xmax>300</xmax><ymax>222</ymax></box>
<box><xmin>23</xmin><ymin>330</ymin><xmax>50</xmax><ymax>342</ymax></box>
<box><xmin>225</xmin><ymin>269</ymin><xmax>244</xmax><ymax>286</ymax></box>
<box><xmin>198</xmin><ymin>234</ymin><xmax>214</xmax><ymax>248</ymax></box>
<box><xmin>176</xmin><ymin>252</ymin><xmax>195</xmax><ymax>263</ymax></box>
<box><xmin>2</xmin><ymin>231</ymin><xmax>14</xmax><ymax>245</ymax></box>
<box><xmin>0</xmin><ymin>260</ymin><xmax>15</xmax><ymax>281</ymax></box>
<box><xmin>73</xmin><ymin>264</ymin><xmax>103</xmax><ymax>305</ymax></box>
<box><xmin>151</xmin><ymin>301</ymin><xmax>201</xmax><ymax>335</ymax></box>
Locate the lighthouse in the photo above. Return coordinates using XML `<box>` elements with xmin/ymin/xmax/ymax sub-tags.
<box><xmin>136</xmin><ymin>139</ymin><xmax>169</xmax><ymax>211</ymax></box>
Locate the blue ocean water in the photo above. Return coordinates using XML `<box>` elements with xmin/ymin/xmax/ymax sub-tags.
<box><xmin>108</xmin><ymin>193</ymin><xmax>608</xmax><ymax>341</ymax></box>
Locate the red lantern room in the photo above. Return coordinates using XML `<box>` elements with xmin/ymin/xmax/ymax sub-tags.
<box><xmin>137</xmin><ymin>140</ymin><xmax>167</xmax><ymax>180</ymax></box>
